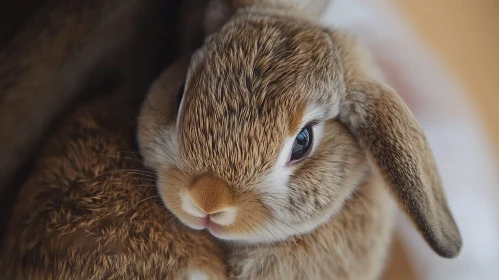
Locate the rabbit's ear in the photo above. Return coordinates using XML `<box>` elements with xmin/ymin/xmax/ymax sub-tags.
<box><xmin>338</xmin><ymin>80</ymin><xmax>462</xmax><ymax>258</ymax></box>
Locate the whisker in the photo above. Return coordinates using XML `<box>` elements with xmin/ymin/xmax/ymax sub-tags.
<box><xmin>133</xmin><ymin>195</ymin><xmax>162</xmax><ymax>207</ymax></box>
<box><xmin>245</xmin><ymin>209</ymin><xmax>325</xmax><ymax>279</ymax></box>
<box><xmin>91</xmin><ymin>169</ymin><xmax>157</xmax><ymax>180</ymax></box>
<box><xmin>238</xmin><ymin>219</ymin><xmax>273</xmax><ymax>279</ymax></box>
<box><xmin>244</xmin><ymin>215</ymin><xmax>287</xmax><ymax>279</ymax></box>
<box><xmin>244</xmin><ymin>202</ymin><xmax>341</xmax><ymax>271</ymax></box>
<box><xmin>94</xmin><ymin>154</ymin><xmax>143</xmax><ymax>164</ymax></box>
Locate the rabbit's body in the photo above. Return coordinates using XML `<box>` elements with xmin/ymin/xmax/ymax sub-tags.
<box><xmin>0</xmin><ymin>82</ymin><xmax>227</xmax><ymax>279</ymax></box>
<box><xmin>139</xmin><ymin>1</ymin><xmax>462</xmax><ymax>279</ymax></box>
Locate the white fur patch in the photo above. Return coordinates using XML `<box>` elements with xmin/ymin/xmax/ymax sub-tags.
<box><xmin>299</xmin><ymin>105</ymin><xmax>326</xmax><ymax>128</ymax></box>
<box><xmin>210</xmin><ymin>207</ymin><xmax>238</xmax><ymax>226</ymax></box>
<box><xmin>262</xmin><ymin>136</ymin><xmax>294</xmax><ymax>194</ymax></box>
<box><xmin>180</xmin><ymin>191</ymin><xmax>206</xmax><ymax>218</ymax></box>
<box><xmin>309</xmin><ymin>122</ymin><xmax>325</xmax><ymax>157</ymax></box>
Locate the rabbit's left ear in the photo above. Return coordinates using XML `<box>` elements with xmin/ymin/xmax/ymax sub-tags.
<box><xmin>338</xmin><ymin>79</ymin><xmax>462</xmax><ymax>258</ymax></box>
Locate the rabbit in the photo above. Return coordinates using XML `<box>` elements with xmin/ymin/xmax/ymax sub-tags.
<box><xmin>0</xmin><ymin>0</ymin><xmax>179</xmax><ymax>195</ymax></box>
<box><xmin>0</xmin><ymin>58</ymin><xmax>228</xmax><ymax>280</ymax></box>
<box><xmin>138</xmin><ymin>0</ymin><xmax>463</xmax><ymax>279</ymax></box>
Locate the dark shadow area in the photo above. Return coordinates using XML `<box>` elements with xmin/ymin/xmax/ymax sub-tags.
<box><xmin>0</xmin><ymin>0</ymin><xmax>183</xmax><ymax>244</ymax></box>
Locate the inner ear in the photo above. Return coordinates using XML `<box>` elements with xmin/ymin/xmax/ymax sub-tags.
<box><xmin>339</xmin><ymin>80</ymin><xmax>462</xmax><ymax>258</ymax></box>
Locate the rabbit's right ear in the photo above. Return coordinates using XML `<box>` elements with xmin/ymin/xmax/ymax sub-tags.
<box><xmin>338</xmin><ymin>79</ymin><xmax>462</xmax><ymax>258</ymax></box>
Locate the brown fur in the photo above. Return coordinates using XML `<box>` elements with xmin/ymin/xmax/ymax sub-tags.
<box><xmin>138</xmin><ymin>1</ymin><xmax>462</xmax><ymax>279</ymax></box>
<box><xmin>0</xmin><ymin>87</ymin><xmax>227</xmax><ymax>279</ymax></box>
<box><xmin>190</xmin><ymin>175</ymin><xmax>234</xmax><ymax>214</ymax></box>
<box><xmin>0</xmin><ymin>0</ymin><xmax>176</xmax><ymax>193</ymax></box>
<box><xmin>287</xmin><ymin>103</ymin><xmax>306</xmax><ymax>134</ymax></box>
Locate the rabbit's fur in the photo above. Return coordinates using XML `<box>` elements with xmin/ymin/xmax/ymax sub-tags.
<box><xmin>138</xmin><ymin>1</ymin><xmax>462</xmax><ymax>279</ymax></box>
<box><xmin>0</xmin><ymin>60</ymin><xmax>228</xmax><ymax>279</ymax></box>
<box><xmin>0</xmin><ymin>0</ymin><xmax>176</xmax><ymax>194</ymax></box>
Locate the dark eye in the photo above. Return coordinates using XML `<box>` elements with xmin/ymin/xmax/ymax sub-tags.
<box><xmin>289</xmin><ymin>125</ymin><xmax>314</xmax><ymax>164</ymax></box>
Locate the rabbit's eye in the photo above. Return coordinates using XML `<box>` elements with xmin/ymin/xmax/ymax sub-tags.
<box><xmin>289</xmin><ymin>125</ymin><xmax>314</xmax><ymax>164</ymax></box>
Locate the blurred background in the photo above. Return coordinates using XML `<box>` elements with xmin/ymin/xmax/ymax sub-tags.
<box><xmin>387</xmin><ymin>3</ymin><xmax>499</xmax><ymax>279</ymax></box>
<box><xmin>395</xmin><ymin>0</ymin><xmax>499</xmax><ymax>153</ymax></box>
<box><xmin>323</xmin><ymin>0</ymin><xmax>499</xmax><ymax>279</ymax></box>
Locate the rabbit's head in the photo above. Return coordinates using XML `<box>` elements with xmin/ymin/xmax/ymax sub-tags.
<box><xmin>139</xmin><ymin>1</ymin><xmax>461</xmax><ymax>258</ymax></box>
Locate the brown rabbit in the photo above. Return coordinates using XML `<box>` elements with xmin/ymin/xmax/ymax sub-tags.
<box><xmin>0</xmin><ymin>59</ymin><xmax>228</xmax><ymax>280</ymax></box>
<box><xmin>0</xmin><ymin>0</ymin><xmax>179</xmax><ymax>194</ymax></box>
<box><xmin>138</xmin><ymin>0</ymin><xmax>463</xmax><ymax>279</ymax></box>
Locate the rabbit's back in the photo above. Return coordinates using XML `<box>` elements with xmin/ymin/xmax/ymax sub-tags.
<box><xmin>0</xmin><ymin>94</ymin><xmax>227</xmax><ymax>279</ymax></box>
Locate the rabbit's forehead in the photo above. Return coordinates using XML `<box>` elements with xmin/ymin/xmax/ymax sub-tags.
<box><xmin>178</xmin><ymin>79</ymin><xmax>301</xmax><ymax>184</ymax></box>
<box><xmin>187</xmin><ymin>14</ymin><xmax>345</xmax><ymax>120</ymax></box>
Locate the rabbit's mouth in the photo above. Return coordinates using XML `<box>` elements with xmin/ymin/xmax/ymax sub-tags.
<box><xmin>177</xmin><ymin>214</ymin><xmax>226</xmax><ymax>233</ymax></box>
<box><xmin>197</xmin><ymin>216</ymin><xmax>230</xmax><ymax>237</ymax></box>
<box><xmin>169</xmin><ymin>207</ymin><xmax>248</xmax><ymax>241</ymax></box>
<box><xmin>176</xmin><ymin>193</ymin><xmax>239</xmax><ymax>233</ymax></box>
<box><xmin>156</xmin><ymin>169</ymin><xmax>337</xmax><ymax>243</ymax></box>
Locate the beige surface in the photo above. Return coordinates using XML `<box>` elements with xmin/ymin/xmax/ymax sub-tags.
<box><xmin>393</xmin><ymin>0</ymin><xmax>499</xmax><ymax>154</ymax></box>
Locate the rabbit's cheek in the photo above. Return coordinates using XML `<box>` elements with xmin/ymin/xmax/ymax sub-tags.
<box><xmin>139</xmin><ymin>123</ymin><xmax>180</xmax><ymax>170</ymax></box>
<box><xmin>154</xmin><ymin>168</ymin><xmax>198</xmax><ymax>226</ymax></box>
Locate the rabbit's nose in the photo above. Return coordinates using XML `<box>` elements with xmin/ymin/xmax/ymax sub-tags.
<box><xmin>188</xmin><ymin>175</ymin><xmax>233</xmax><ymax>215</ymax></box>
